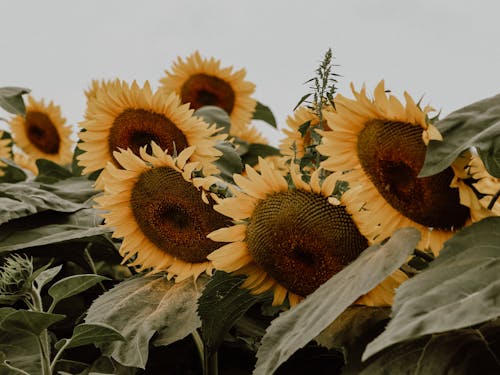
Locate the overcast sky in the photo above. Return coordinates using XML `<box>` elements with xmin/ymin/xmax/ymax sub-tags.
<box><xmin>1</xmin><ymin>0</ymin><xmax>499</xmax><ymax>145</ymax></box>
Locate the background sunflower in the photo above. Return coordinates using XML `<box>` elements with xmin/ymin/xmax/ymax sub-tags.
<box><xmin>160</xmin><ymin>51</ymin><xmax>257</xmax><ymax>137</ymax></box>
<box><xmin>8</xmin><ymin>96</ymin><xmax>73</xmax><ymax>165</ymax></box>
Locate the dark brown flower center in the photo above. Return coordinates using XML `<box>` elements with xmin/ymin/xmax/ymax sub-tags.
<box><xmin>24</xmin><ymin>111</ymin><xmax>60</xmax><ymax>154</ymax></box>
<box><xmin>108</xmin><ymin>109</ymin><xmax>188</xmax><ymax>163</ymax></box>
<box><xmin>246</xmin><ymin>190</ymin><xmax>368</xmax><ymax>297</ymax></box>
<box><xmin>130</xmin><ymin>166</ymin><xmax>230</xmax><ymax>263</ymax></box>
<box><xmin>357</xmin><ymin>120</ymin><xmax>469</xmax><ymax>229</ymax></box>
<box><xmin>181</xmin><ymin>73</ymin><xmax>235</xmax><ymax>114</ymax></box>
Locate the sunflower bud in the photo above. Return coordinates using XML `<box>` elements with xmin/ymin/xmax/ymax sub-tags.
<box><xmin>0</xmin><ymin>254</ymin><xmax>34</xmax><ymax>305</ymax></box>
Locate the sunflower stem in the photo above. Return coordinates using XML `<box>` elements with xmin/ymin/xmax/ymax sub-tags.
<box><xmin>29</xmin><ymin>287</ymin><xmax>52</xmax><ymax>375</ymax></box>
<box><xmin>203</xmin><ymin>350</ymin><xmax>218</xmax><ymax>375</ymax></box>
<box><xmin>191</xmin><ymin>330</ymin><xmax>205</xmax><ymax>369</ymax></box>
<box><xmin>83</xmin><ymin>245</ymin><xmax>106</xmax><ymax>292</ymax></box>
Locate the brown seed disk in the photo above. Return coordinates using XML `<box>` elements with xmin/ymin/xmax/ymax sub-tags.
<box><xmin>24</xmin><ymin>111</ymin><xmax>61</xmax><ymax>154</ymax></box>
<box><xmin>130</xmin><ymin>167</ymin><xmax>230</xmax><ymax>263</ymax></box>
<box><xmin>108</xmin><ymin>109</ymin><xmax>188</xmax><ymax>162</ymax></box>
<box><xmin>246</xmin><ymin>190</ymin><xmax>368</xmax><ymax>297</ymax></box>
<box><xmin>181</xmin><ymin>73</ymin><xmax>235</xmax><ymax>114</ymax></box>
<box><xmin>357</xmin><ymin>120</ymin><xmax>469</xmax><ymax>229</ymax></box>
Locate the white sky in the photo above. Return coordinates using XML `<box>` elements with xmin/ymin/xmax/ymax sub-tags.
<box><xmin>1</xmin><ymin>0</ymin><xmax>500</xmax><ymax>146</ymax></box>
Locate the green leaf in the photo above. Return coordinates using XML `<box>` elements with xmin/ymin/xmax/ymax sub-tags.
<box><xmin>0</xmin><ymin>209</ymin><xmax>111</xmax><ymax>253</ymax></box>
<box><xmin>241</xmin><ymin>143</ymin><xmax>281</xmax><ymax>167</ymax></box>
<box><xmin>48</xmin><ymin>274</ymin><xmax>109</xmax><ymax>307</ymax></box>
<box><xmin>0</xmin><ymin>87</ymin><xmax>30</xmax><ymax>115</ymax></box>
<box><xmin>198</xmin><ymin>271</ymin><xmax>271</xmax><ymax>355</ymax></box>
<box><xmin>253</xmin><ymin>227</ymin><xmax>420</xmax><ymax>375</ymax></box>
<box><xmin>315</xmin><ymin>306</ymin><xmax>390</xmax><ymax>361</ymax></box>
<box><xmin>0</xmin><ymin>329</ymin><xmax>41</xmax><ymax>375</ymax></box>
<box><xmin>0</xmin><ymin>181</ymin><xmax>87</xmax><ymax>225</ymax></box>
<box><xmin>363</xmin><ymin>216</ymin><xmax>500</xmax><ymax>360</ymax></box>
<box><xmin>194</xmin><ymin>106</ymin><xmax>231</xmax><ymax>134</ymax></box>
<box><xmin>38</xmin><ymin>177</ymin><xmax>98</xmax><ymax>204</ymax></box>
<box><xmin>34</xmin><ymin>265</ymin><xmax>63</xmax><ymax>291</ymax></box>
<box><xmin>0</xmin><ymin>158</ymin><xmax>27</xmax><ymax>183</ymax></box>
<box><xmin>85</xmin><ymin>275</ymin><xmax>207</xmax><ymax>369</ymax></box>
<box><xmin>420</xmin><ymin>93</ymin><xmax>500</xmax><ymax>178</ymax></box>
<box><xmin>213</xmin><ymin>141</ymin><xmax>243</xmax><ymax>181</ymax></box>
<box><xmin>358</xmin><ymin>319</ymin><xmax>500</xmax><ymax>375</ymax></box>
<box><xmin>34</xmin><ymin>159</ymin><xmax>73</xmax><ymax>183</ymax></box>
<box><xmin>63</xmin><ymin>323</ymin><xmax>125</xmax><ymax>349</ymax></box>
<box><xmin>0</xmin><ymin>310</ymin><xmax>65</xmax><ymax>336</ymax></box>
<box><xmin>253</xmin><ymin>101</ymin><xmax>277</xmax><ymax>128</ymax></box>
<box><xmin>293</xmin><ymin>93</ymin><xmax>312</xmax><ymax>111</ymax></box>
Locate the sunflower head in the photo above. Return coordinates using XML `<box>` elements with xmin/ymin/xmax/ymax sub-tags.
<box><xmin>8</xmin><ymin>96</ymin><xmax>73</xmax><ymax>165</ymax></box>
<box><xmin>317</xmin><ymin>81</ymin><xmax>473</xmax><ymax>254</ymax></box>
<box><xmin>94</xmin><ymin>142</ymin><xmax>232</xmax><ymax>281</ymax></box>
<box><xmin>208</xmin><ymin>158</ymin><xmax>402</xmax><ymax>307</ymax></box>
<box><xmin>77</xmin><ymin>80</ymin><xmax>224</xmax><ymax>188</ymax></box>
<box><xmin>159</xmin><ymin>51</ymin><xmax>257</xmax><ymax>135</ymax></box>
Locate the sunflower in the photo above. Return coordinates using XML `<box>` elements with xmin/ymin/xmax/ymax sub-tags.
<box><xmin>94</xmin><ymin>142</ymin><xmax>232</xmax><ymax>281</ymax></box>
<box><xmin>160</xmin><ymin>51</ymin><xmax>257</xmax><ymax>136</ymax></box>
<box><xmin>207</xmin><ymin>158</ymin><xmax>406</xmax><ymax>307</ymax></box>
<box><xmin>9</xmin><ymin>96</ymin><xmax>73</xmax><ymax>165</ymax></box>
<box><xmin>77</xmin><ymin>80</ymin><xmax>224</xmax><ymax>188</ymax></box>
<box><xmin>317</xmin><ymin>81</ymin><xmax>477</xmax><ymax>254</ymax></box>
<box><xmin>0</xmin><ymin>131</ymin><xmax>12</xmax><ymax>175</ymax></box>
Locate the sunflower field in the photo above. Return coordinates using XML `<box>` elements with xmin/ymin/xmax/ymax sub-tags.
<box><xmin>0</xmin><ymin>49</ymin><xmax>499</xmax><ymax>375</ymax></box>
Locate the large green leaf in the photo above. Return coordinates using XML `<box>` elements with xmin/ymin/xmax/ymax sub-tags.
<box><xmin>358</xmin><ymin>319</ymin><xmax>500</xmax><ymax>375</ymax></box>
<box><xmin>85</xmin><ymin>275</ymin><xmax>206</xmax><ymax>369</ymax></box>
<box><xmin>59</xmin><ymin>323</ymin><xmax>125</xmax><ymax>349</ymax></box>
<box><xmin>198</xmin><ymin>271</ymin><xmax>271</xmax><ymax>355</ymax></box>
<box><xmin>363</xmin><ymin>216</ymin><xmax>500</xmax><ymax>360</ymax></box>
<box><xmin>253</xmin><ymin>227</ymin><xmax>420</xmax><ymax>375</ymax></box>
<box><xmin>48</xmin><ymin>274</ymin><xmax>109</xmax><ymax>309</ymax></box>
<box><xmin>0</xmin><ymin>329</ymin><xmax>41</xmax><ymax>375</ymax></box>
<box><xmin>0</xmin><ymin>209</ymin><xmax>111</xmax><ymax>253</ymax></box>
<box><xmin>420</xmin><ymin>93</ymin><xmax>500</xmax><ymax>178</ymax></box>
<box><xmin>0</xmin><ymin>87</ymin><xmax>30</xmax><ymax>115</ymax></box>
<box><xmin>0</xmin><ymin>310</ymin><xmax>65</xmax><ymax>336</ymax></box>
<box><xmin>253</xmin><ymin>101</ymin><xmax>277</xmax><ymax>128</ymax></box>
<box><xmin>0</xmin><ymin>181</ymin><xmax>88</xmax><ymax>225</ymax></box>
<box><xmin>194</xmin><ymin>106</ymin><xmax>231</xmax><ymax>134</ymax></box>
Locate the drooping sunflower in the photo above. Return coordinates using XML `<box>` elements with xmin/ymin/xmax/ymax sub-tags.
<box><xmin>77</xmin><ymin>80</ymin><xmax>224</xmax><ymax>187</ymax></box>
<box><xmin>160</xmin><ymin>51</ymin><xmax>257</xmax><ymax>135</ymax></box>
<box><xmin>94</xmin><ymin>142</ymin><xmax>232</xmax><ymax>281</ymax></box>
<box><xmin>317</xmin><ymin>81</ymin><xmax>477</xmax><ymax>254</ymax></box>
<box><xmin>208</xmin><ymin>158</ymin><xmax>406</xmax><ymax>307</ymax></box>
<box><xmin>0</xmin><ymin>131</ymin><xmax>12</xmax><ymax>175</ymax></box>
<box><xmin>9</xmin><ymin>96</ymin><xmax>73</xmax><ymax>165</ymax></box>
